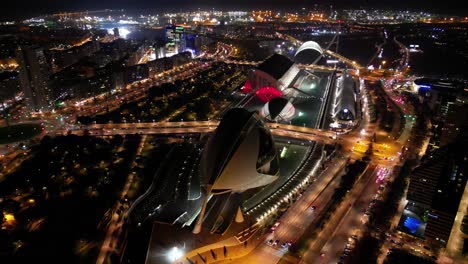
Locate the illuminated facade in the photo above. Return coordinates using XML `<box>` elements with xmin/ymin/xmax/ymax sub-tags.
<box><xmin>165</xmin><ymin>25</ymin><xmax>186</xmax><ymax>56</ymax></box>
<box><xmin>294</xmin><ymin>41</ymin><xmax>324</xmax><ymax>64</ymax></box>
<box><xmin>400</xmin><ymin>142</ymin><xmax>468</xmax><ymax>246</ymax></box>
<box><xmin>196</xmin><ymin>108</ymin><xmax>280</xmax><ymax>233</ymax></box>
<box><xmin>333</xmin><ymin>75</ymin><xmax>357</xmax><ymax>122</ymax></box>
<box><xmin>129</xmin><ymin>108</ymin><xmax>280</xmax><ymax>235</ymax></box>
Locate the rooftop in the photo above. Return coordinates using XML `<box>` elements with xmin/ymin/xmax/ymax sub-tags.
<box><xmin>256</xmin><ymin>53</ymin><xmax>294</xmax><ymax>80</ymax></box>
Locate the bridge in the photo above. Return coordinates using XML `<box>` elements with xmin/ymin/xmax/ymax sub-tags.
<box><xmin>68</xmin><ymin>121</ymin><xmax>338</xmax><ymax>145</ymax></box>
<box><xmin>276</xmin><ymin>32</ymin><xmax>363</xmax><ymax>70</ymax></box>
<box><xmin>224</xmin><ymin>60</ymin><xmax>260</xmax><ymax>66</ymax></box>
<box><xmin>297</xmin><ymin>63</ymin><xmax>344</xmax><ymax>72</ymax></box>
<box><xmin>324</xmin><ymin>49</ymin><xmax>363</xmax><ymax>70</ymax></box>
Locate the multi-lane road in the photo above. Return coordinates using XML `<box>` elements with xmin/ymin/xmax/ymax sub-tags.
<box><xmin>300</xmin><ymin>165</ymin><xmax>389</xmax><ymax>264</ymax></box>
<box><xmin>229</xmin><ymin>157</ymin><xmax>348</xmax><ymax>264</ymax></box>
<box><xmin>67</xmin><ymin>121</ymin><xmax>338</xmax><ymax>145</ymax></box>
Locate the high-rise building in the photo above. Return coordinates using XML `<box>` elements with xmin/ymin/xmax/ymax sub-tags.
<box><xmin>414</xmin><ymin>78</ymin><xmax>466</xmax><ymax>150</ymax></box>
<box><xmin>113</xmin><ymin>27</ymin><xmax>120</xmax><ymax>38</ymax></box>
<box><xmin>438</xmin><ymin>104</ymin><xmax>468</xmax><ymax>147</ymax></box>
<box><xmin>16</xmin><ymin>46</ymin><xmax>52</xmax><ymax>112</ymax></box>
<box><xmin>402</xmin><ymin>142</ymin><xmax>468</xmax><ymax>246</ymax></box>
<box><xmin>165</xmin><ymin>25</ymin><xmax>186</xmax><ymax>56</ymax></box>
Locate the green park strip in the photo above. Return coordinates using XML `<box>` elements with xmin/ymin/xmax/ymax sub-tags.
<box><xmin>0</xmin><ymin>124</ymin><xmax>42</xmax><ymax>144</ymax></box>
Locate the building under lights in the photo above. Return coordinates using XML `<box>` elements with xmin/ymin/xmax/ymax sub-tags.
<box><xmin>399</xmin><ymin>140</ymin><xmax>468</xmax><ymax>247</ymax></box>
<box><xmin>165</xmin><ymin>25</ymin><xmax>186</xmax><ymax>56</ymax></box>
<box><xmin>333</xmin><ymin>74</ymin><xmax>357</xmax><ymax>122</ymax></box>
<box><xmin>247</xmin><ymin>41</ymin><xmax>348</xmax><ymax>130</ymax></box>
<box><xmin>249</xmin><ymin>44</ymin><xmax>330</xmax><ymax>100</ymax></box>
<box><xmin>294</xmin><ymin>41</ymin><xmax>324</xmax><ymax>65</ymax></box>
<box><xmin>128</xmin><ymin>108</ymin><xmax>283</xmax><ymax>263</ymax></box>
<box><xmin>16</xmin><ymin>45</ymin><xmax>53</xmax><ymax>112</ymax></box>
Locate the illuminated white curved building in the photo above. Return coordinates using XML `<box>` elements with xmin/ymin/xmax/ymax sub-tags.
<box><xmin>195</xmin><ymin>108</ymin><xmax>280</xmax><ymax>233</ymax></box>
<box><xmin>129</xmin><ymin>108</ymin><xmax>280</xmax><ymax>237</ymax></box>
<box><xmin>295</xmin><ymin>41</ymin><xmax>323</xmax><ymax>57</ymax></box>
<box><xmin>260</xmin><ymin>97</ymin><xmax>296</xmax><ymax>122</ymax></box>
<box><xmin>333</xmin><ymin>75</ymin><xmax>357</xmax><ymax>122</ymax></box>
<box><xmin>294</xmin><ymin>41</ymin><xmax>324</xmax><ymax>64</ymax></box>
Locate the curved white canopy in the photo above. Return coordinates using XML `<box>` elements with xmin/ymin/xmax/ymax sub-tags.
<box><xmin>294</xmin><ymin>41</ymin><xmax>323</xmax><ymax>58</ymax></box>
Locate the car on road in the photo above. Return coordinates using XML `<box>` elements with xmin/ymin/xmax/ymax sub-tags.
<box><xmin>271</xmin><ymin>221</ymin><xmax>281</xmax><ymax>232</ymax></box>
<box><xmin>267</xmin><ymin>239</ymin><xmax>273</xmax><ymax>245</ymax></box>
<box><xmin>273</xmin><ymin>240</ymin><xmax>279</xmax><ymax>246</ymax></box>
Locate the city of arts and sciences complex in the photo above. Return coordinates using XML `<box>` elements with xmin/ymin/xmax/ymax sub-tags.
<box><xmin>0</xmin><ymin>2</ymin><xmax>467</xmax><ymax>264</ymax></box>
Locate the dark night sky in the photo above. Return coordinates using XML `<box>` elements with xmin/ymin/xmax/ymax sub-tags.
<box><xmin>1</xmin><ymin>0</ymin><xmax>467</xmax><ymax>20</ymax></box>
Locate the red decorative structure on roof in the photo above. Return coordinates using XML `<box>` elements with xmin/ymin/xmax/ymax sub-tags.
<box><xmin>241</xmin><ymin>80</ymin><xmax>253</xmax><ymax>93</ymax></box>
<box><xmin>255</xmin><ymin>87</ymin><xmax>283</xmax><ymax>102</ymax></box>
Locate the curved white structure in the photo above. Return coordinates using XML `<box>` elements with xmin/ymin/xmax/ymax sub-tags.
<box><xmin>333</xmin><ymin>75</ymin><xmax>357</xmax><ymax>121</ymax></box>
<box><xmin>129</xmin><ymin>108</ymin><xmax>281</xmax><ymax>237</ymax></box>
<box><xmin>201</xmin><ymin>108</ymin><xmax>280</xmax><ymax>193</ymax></box>
<box><xmin>261</xmin><ymin>97</ymin><xmax>296</xmax><ymax>122</ymax></box>
<box><xmin>294</xmin><ymin>41</ymin><xmax>323</xmax><ymax>58</ymax></box>
<box><xmin>210</xmin><ymin>127</ymin><xmax>278</xmax><ymax>192</ymax></box>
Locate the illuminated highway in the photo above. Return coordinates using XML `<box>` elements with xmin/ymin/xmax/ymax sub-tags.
<box><xmin>299</xmin><ymin>165</ymin><xmax>388</xmax><ymax>264</ymax></box>
<box><xmin>230</xmin><ymin>158</ymin><xmax>348</xmax><ymax>264</ymax></box>
<box><xmin>67</xmin><ymin>121</ymin><xmax>338</xmax><ymax>145</ymax></box>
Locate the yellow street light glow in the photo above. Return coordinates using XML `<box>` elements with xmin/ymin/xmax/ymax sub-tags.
<box><xmin>4</xmin><ymin>213</ymin><xmax>15</xmax><ymax>222</ymax></box>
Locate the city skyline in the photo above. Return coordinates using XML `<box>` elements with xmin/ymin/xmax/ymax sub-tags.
<box><xmin>1</xmin><ymin>1</ymin><xmax>467</xmax><ymax>20</ymax></box>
